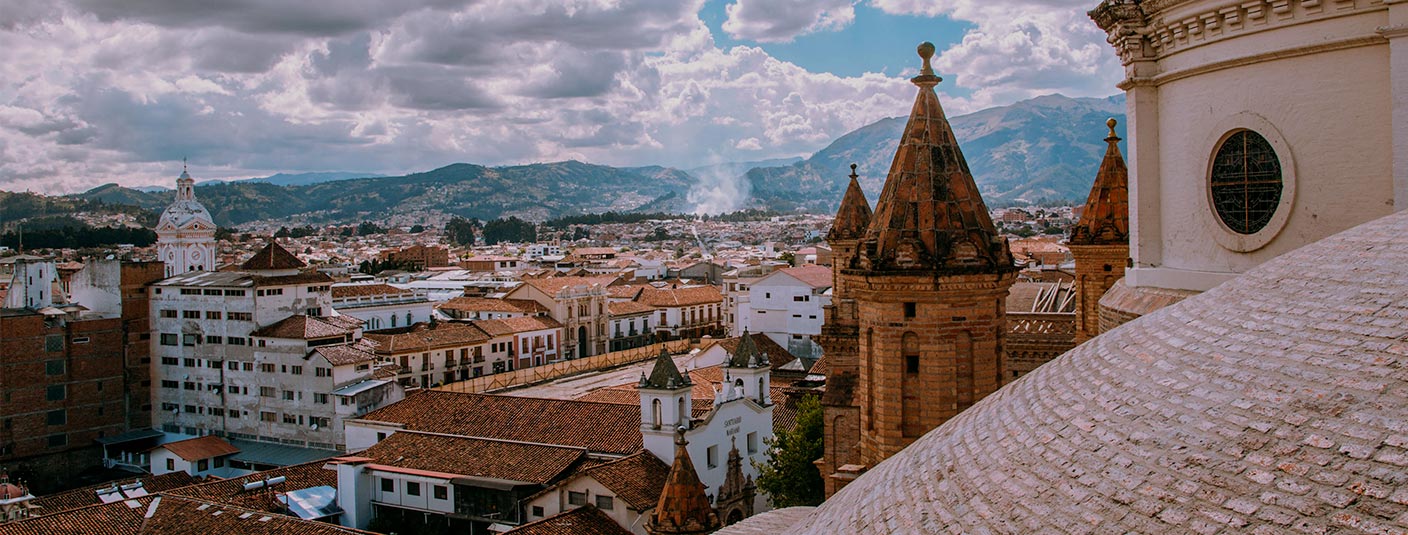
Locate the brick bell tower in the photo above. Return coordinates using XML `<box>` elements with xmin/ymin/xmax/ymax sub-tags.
<box><xmin>1067</xmin><ymin>118</ymin><xmax>1130</xmax><ymax>344</ymax></box>
<box><xmin>842</xmin><ymin>42</ymin><xmax>1017</xmax><ymax>467</ymax></box>
<box><xmin>816</xmin><ymin>163</ymin><xmax>870</xmax><ymax>497</ymax></box>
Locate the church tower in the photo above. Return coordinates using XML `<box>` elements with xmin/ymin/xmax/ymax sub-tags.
<box><xmin>1068</xmin><ymin>119</ymin><xmax>1130</xmax><ymax>343</ymax></box>
<box><xmin>155</xmin><ymin>165</ymin><xmax>217</xmax><ymax>277</ymax></box>
<box><xmin>646</xmin><ymin>428</ymin><xmax>722</xmax><ymax>535</ymax></box>
<box><xmin>840</xmin><ymin>42</ymin><xmax>1017</xmax><ymax>467</ymax></box>
<box><xmin>639</xmin><ymin>347</ymin><xmax>694</xmax><ymax>464</ymax></box>
<box><xmin>816</xmin><ymin>164</ymin><xmax>869</xmax><ymax>496</ymax></box>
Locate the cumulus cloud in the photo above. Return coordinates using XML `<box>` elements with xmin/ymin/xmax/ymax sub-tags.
<box><xmin>0</xmin><ymin>0</ymin><xmax>1117</xmax><ymax>195</ymax></box>
<box><xmin>722</xmin><ymin>0</ymin><xmax>855</xmax><ymax>42</ymax></box>
<box><xmin>872</xmin><ymin>0</ymin><xmax>1119</xmax><ymax>110</ymax></box>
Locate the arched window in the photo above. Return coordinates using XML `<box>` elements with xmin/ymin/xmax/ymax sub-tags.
<box><xmin>391</xmin><ymin>314</ymin><xmax>397</xmax><ymax>327</ymax></box>
<box><xmin>651</xmin><ymin>399</ymin><xmax>662</xmax><ymax>429</ymax></box>
<box><xmin>677</xmin><ymin>397</ymin><xmax>686</xmax><ymax>427</ymax></box>
<box><xmin>865</xmin><ymin>328</ymin><xmax>875</xmax><ymax>431</ymax></box>
<box><xmin>405</xmin><ymin>312</ymin><xmax>413</xmax><ymax>326</ymax></box>
<box><xmin>757</xmin><ymin>377</ymin><xmax>766</xmax><ymax>404</ymax></box>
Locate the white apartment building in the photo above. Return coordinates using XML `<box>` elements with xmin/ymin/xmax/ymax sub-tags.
<box><xmin>720</xmin><ymin>264</ymin><xmax>783</xmax><ymax>337</ymax></box>
<box><xmin>744</xmin><ymin>265</ymin><xmax>832</xmax><ymax>351</ymax></box>
<box><xmin>504</xmin><ymin>276</ymin><xmax>615</xmax><ymax>359</ymax></box>
<box><xmin>149</xmin><ymin>242</ymin><xmax>404</xmax><ymax>451</ymax></box>
<box><xmin>330</xmin><ymin>283</ymin><xmax>433</xmax><ymax>331</ymax></box>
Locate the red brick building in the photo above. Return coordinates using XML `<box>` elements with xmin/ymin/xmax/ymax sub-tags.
<box><xmin>1067</xmin><ymin>119</ymin><xmax>1130</xmax><ymax>344</ymax></box>
<box><xmin>377</xmin><ymin>244</ymin><xmax>450</xmax><ymax>269</ymax></box>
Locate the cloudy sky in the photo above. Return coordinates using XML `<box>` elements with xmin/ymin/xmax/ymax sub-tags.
<box><xmin>0</xmin><ymin>0</ymin><xmax>1121</xmax><ymax>193</ymax></box>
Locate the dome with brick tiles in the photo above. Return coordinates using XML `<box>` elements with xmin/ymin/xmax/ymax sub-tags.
<box><xmin>723</xmin><ymin>208</ymin><xmax>1408</xmax><ymax>533</ymax></box>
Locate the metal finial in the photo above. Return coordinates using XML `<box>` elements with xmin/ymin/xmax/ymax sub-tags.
<box><xmin>183</xmin><ymin>157</ymin><xmax>187</xmax><ymax>172</ymax></box>
<box><xmin>1106</xmin><ymin>118</ymin><xmax>1118</xmax><ymax>137</ymax></box>
<box><xmin>849</xmin><ymin>163</ymin><xmax>858</xmax><ymax>180</ymax></box>
<box><xmin>917</xmin><ymin>42</ymin><xmax>936</xmax><ymax>76</ymax></box>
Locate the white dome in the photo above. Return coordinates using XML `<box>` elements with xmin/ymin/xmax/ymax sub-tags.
<box><xmin>158</xmin><ymin>170</ymin><xmax>214</xmax><ymax>232</ymax></box>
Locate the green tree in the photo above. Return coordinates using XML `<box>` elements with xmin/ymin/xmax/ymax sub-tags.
<box><xmin>445</xmin><ymin>217</ymin><xmax>477</xmax><ymax>246</ymax></box>
<box><xmin>754</xmin><ymin>394</ymin><xmax>824</xmax><ymax>507</ymax></box>
<box><xmin>409</xmin><ymin>224</ymin><xmax>425</xmax><ymax>234</ymax></box>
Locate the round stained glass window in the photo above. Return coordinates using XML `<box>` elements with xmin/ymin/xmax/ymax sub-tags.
<box><xmin>1210</xmin><ymin>130</ymin><xmax>1283</xmax><ymax>235</ymax></box>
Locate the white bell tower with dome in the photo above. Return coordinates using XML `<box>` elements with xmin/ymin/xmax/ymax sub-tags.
<box><xmin>155</xmin><ymin>164</ymin><xmax>217</xmax><ymax>277</ymax></box>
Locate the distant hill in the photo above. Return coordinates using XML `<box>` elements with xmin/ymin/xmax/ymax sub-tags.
<box><xmin>237</xmin><ymin>171</ymin><xmax>383</xmax><ymax>187</ymax></box>
<box><xmin>44</xmin><ymin>94</ymin><xmax>1127</xmax><ymax>227</ymax></box>
<box><xmin>71</xmin><ymin>161</ymin><xmax>693</xmax><ymax>226</ymax></box>
<box><xmin>743</xmin><ymin>93</ymin><xmax>1127</xmax><ymax>211</ymax></box>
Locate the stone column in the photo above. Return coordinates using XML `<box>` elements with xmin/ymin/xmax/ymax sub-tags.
<box><xmin>1120</xmin><ymin>66</ymin><xmax>1161</xmax><ymax>274</ymax></box>
<box><xmin>1385</xmin><ymin>0</ymin><xmax>1408</xmax><ymax>211</ymax></box>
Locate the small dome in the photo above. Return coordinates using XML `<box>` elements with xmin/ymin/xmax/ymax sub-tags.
<box><xmin>745</xmin><ymin>207</ymin><xmax>1408</xmax><ymax>533</ymax></box>
<box><xmin>0</xmin><ymin>482</ymin><xmax>28</xmax><ymax>500</ymax></box>
<box><xmin>158</xmin><ymin>199</ymin><xmax>215</xmax><ymax>231</ymax></box>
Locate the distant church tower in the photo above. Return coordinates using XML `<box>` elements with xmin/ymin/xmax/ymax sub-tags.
<box><xmin>816</xmin><ymin>164</ymin><xmax>870</xmax><ymax>497</ymax></box>
<box><xmin>155</xmin><ymin>165</ymin><xmax>217</xmax><ymax>277</ymax></box>
<box><xmin>1067</xmin><ymin>119</ymin><xmax>1130</xmax><ymax>343</ymax></box>
<box><xmin>833</xmin><ymin>42</ymin><xmax>1017</xmax><ymax>470</ymax></box>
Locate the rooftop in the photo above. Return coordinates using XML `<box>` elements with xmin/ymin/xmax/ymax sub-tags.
<box><xmin>153</xmin><ymin>435</ymin><xmax>239</xmax><ymax>462</ymax></box>
<box><xmin>502</xmin><ymin>505</ymin><xmax>632</xmax><ymax>535</ymax></box>
<box><xmin>352</xmin><ymin>431</ymin><xmax>586</xmax><ymax>485</ymax></box>
<box><xmin>250</xmin><ymin>315</ymin><xmax>361</xmax><ymax>340</ymax></box>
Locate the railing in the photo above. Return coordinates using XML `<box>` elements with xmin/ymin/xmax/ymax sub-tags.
<box><xmin>434</xmin><ymin>339</ymin><xmax>694</xmax><ymax>394</ymax></box>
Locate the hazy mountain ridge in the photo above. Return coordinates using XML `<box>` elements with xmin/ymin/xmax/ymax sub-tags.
<box><xmin>49</xmin><ymin>94</ymin><xmax>1126</xmax><ymax>227</ymax></box>
<box><xmin>743</xmin><ymin>93</ymin><xmax>1127</xmax><ymax>211</ymax></box>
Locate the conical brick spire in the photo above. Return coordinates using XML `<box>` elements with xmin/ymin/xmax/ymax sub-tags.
<box><xmin>862</xmin><ymin>42</ymin><xmax>1013</xmax><ymax>273</ymax></box>
<box><xmin>647</xmin><ymin>429</ymin><xmax>721</xmax><ymax>534</ymax></box>
<box><xmin>1069</xmin><ymin>118</ymin><xmax>1129</xmax><ymax>245</ymax></box>
<box><xmin>641</xmin><ymin>346</ymin><xmax>690</xmax><ymax>390</ymax></box>
<box><xmin>827</xmin><ymin>164</ymin><xmax>872</xmax><ymax>242</ymax></box>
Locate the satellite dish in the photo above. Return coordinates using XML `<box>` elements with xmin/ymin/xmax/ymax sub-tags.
<box><xmin>172</xmin><ymin>408</ymin><xmax>179</xmax><ymax>414</ymax></box>
<box><xmin>310</xmin><ymin>424</ymin><xmax>318</xmax><ymax>430</ymax></box>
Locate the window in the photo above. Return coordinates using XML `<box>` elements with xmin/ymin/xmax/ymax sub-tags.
<box><xmin>568</xmin><ymin>491</ymin><xmax>587</xmax><ymax>506</ymax></box>
<box><xmin>163</xmin><ymin>357</ymin><xmax>179</xmax><ymax>366</ymax></box>
<box><xmin>314</xmin><ymin>393</ymin><xmax>329</xmax><ymax>404</ymax></box>
<box><xmin>182</xmin><ymin>358</ymin><xmax>196</xmax><ymax>367</ymax></box>
<box><xmin>282</xmin><ymin>413</ymin><xmax>297</xmax><ymax>424</ymax></box>
<box><xmin>180</xmin><ymin>288</ymin><xmax>200</xmax><ymax>295</ymax></box>
<box><xmin>182</xmin><ymin>310</ymin><xmax>200</xmax><ymax>319</ymax></box>
<box><xmin>183</xmin><ymin>382</ymin><xmax>196</xmax><ymax>391</ymax></box>
<box><xmin>166</xmin><ymin>458</ymin><xmax>176</xmax><ymax>471</ymax></box>
<box><xmin>205</xmin><ymin>311</ymin><xmax>222</xmax><ymax>320</ymax></box>
<box><xmin>433</xmin><ymin>485</ymin><xmax>447</xmax><ymax>500</ymax></box>
<box><xmin>45</xmin><ymin>360</ymin><xmax>64</xmax><ymax>375</ymax></box>
<box><xmin>310</xmin><ymin>417</ymin><xmax>330</xmax><ymax>428</ymax></box>
<box><xmin>290</xmin><ymin>366</ymin><xmax>303</xmax><ymax>375</ymax></box>
<box><xmin>224</xmin><ymin>289</ymin><xmax>245</xmax><ymax>296</ymax></box>
<box><xmin>260</xmin><ymin>386</ymin><xmax>275</xmax><ymax>398</ymax></box>
<box><xmin>48</xmin><ymin>434</ymin><xmax>67</xmax><ymax>447</ymax></box>
<box><xmin>532</xmin><ymin>506</ymin><xmax>544</xmax><ymax>517</ymax></box>
<box><xmin>906</xmin><ymin>355</ymin><xmax>920</xmax><ymax>374</ymax></box>
<box><xmin>46</xmin><ymin>385</ymin><xmax>65</xmax><ymax>401</ymax></box>
<box><xmin>1210</xmin><ymin>130</ymin><xmax>1283</xmax><ymax>235</ymax></box>
<box><xmin>316</xmin><ymin>367</ymin><xmax>331</xmax><ymax>377</ymax></box>
<box><xmin>747</xmin><ymin>432</ymin><xmax>758</xmax><ymax>454</ymax></box>
<box><xmin>197</xmin><ymin>459</ymin><xmax>209</xmax><ymax>472</ymax></box>
<box><xmin>182</xmin><ymin>334</ymin><xmax>198</xmax><ymax>346</ymax></box>
<box><xmin>260</xmin><ymin>363</ymin><xmax>276</xmax><ymax>373</ymax></box>
<box><xmin>160</xmin><ymin>333</ymin><xmax>178</xmax><ymax>346</ymax></box>
<box><xmin>161</xmin><ymin>380</ymin><xmax>179</xmax><ymax>389</ymax></box>
<box><xmin>260</xmin><ymin>411</ymin><xmax>276</xmax><ymax>422</ymax></box>
<box><xmin>282</xmin><ymin>390</ymin><xmax>295</xmax><ymax>401</ymax></box>
<box><xmin>228</xmin><ymin>312</ymin><xmax>252</xmax><ymax>321</ymax></box>
<box><xmin>47</xmin><ymin>410</ymin><xmax>66</xmax><ymax>425</ymax></box>
<box><xmin>203</xmin><ymin>289</ymin><xmax>222</xmax><ymax>296</ymax></box>
<box><xmin>706</xmin><ymin>445</ymin><xmax>718</xmax><ymax>469</ymax></box>
<box><xmin>381</xmin><ymin>478</ymin><xmax>395</xmax><ymax>493</ymax></box>
<box><xmin>377</xmin><ymin>432</ymin><xmax>388</xmax><ymax>442</ymax></box>
<box><xmin>160</xmin><ymin>309</ymin><xmax>177</xmax><ymax>318</ymax></box>
<box><xmin>207</xmin><ymin>335</ymin><xmax>223</xmax><ymax>344</ymax></box>
<box><xmin>406</xmin><ymin>482</ymin><xmax>421</xmax><ymax>496</ymax></box>
<box><xmin>227</xmin><ymin>361</ymin><xmax>239</xmax><ymax>371</ymax></box>
<box><xmin>207</xmin><ymin>359</ymin><xmax>222</xmax><ymax>368</ymax></box>
<box><xmin>904</xmin><ymin>302</ymin><xmax>917</xmax><ymax>318</ymax></box>
<box><xmin>595</xmin><ymin>495</ymin><xmax>614</xmax><ymax>510</ymax></box>
<box><xmin>243</xmin><ymin>362</ymin><xmax>253</xmax><ymax>371</ymax></box>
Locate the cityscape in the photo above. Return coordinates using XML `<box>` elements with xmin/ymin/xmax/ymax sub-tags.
<box><xmin>1</xmin><ymin>0</ymin><xmax>1407</xmax><ymax>534</ymax></box>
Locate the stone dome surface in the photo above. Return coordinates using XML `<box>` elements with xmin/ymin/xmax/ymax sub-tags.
<box><xmin>741</xmin><ymin>209</ymin><xmax>1408</xmax><ymax>534</ymax></box>
<box><xmin>158</xmin><ymin>198</ymin><xmax>214</xmax><ymax>230</ymax></box>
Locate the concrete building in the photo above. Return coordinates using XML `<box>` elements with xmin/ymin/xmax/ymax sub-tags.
<box><xmin>743</xmin><ymin>265</ymin><xmax>831</xmax><ymax>354</ymax></box>
<box><xmin>636</xmin><ymin>285</ymin><xmax>724</xmax><ymax>341</ymax></box>
<box><xmin>503</xmin><ymin>276</ymin><xmax>616</xmax><ymax>359</ymax></box>
<box><xmin>147</xmin><ymin>435</ymin><xmax>240</xmax><ymax>478</ymax></box>
<box><xmin>149</xmin><ymin>241</ymin><xmax>402</xmax><ymax>451</ymax></box>
<box><xmin>329</xmin><ymin>283</ymin><xmax>432</xmax><ymax>332</ymax></box>
<box><xmin>0</xmin><ymin>259</ymin><xmax>164</xmax><ymax>494</ymax></box>
<box><xmin>607</xmin><ymin>301</ymin><xmax>654</xmax><ymax>352</ymax></box>
<box><xmin>377</xmin><ymin>245</ymin><xmax>450</xmax><ymax>270</ymax></box>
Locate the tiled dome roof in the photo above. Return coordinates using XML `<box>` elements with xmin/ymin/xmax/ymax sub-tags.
<box><xmin>730</xmin><ymin>208</ymin><xmax>1408</xmax><ymax>533</ymax></box>
<box><xmin>158</xmin><ymin>170</ymin><xmax>215</xmax><ymax>231</ymax></box>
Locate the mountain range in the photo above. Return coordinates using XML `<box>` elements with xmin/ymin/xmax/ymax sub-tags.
<box><xmin>63</xmin><ymin>93</ymin><xmax>1126</xmax><ymax>227</ymax></box>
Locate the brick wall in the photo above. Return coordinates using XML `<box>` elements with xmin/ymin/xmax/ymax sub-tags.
<box><xmin>1068</xmin><ymin>244</ymin><xmax>1128</xmax><ymax>343</ymax></box>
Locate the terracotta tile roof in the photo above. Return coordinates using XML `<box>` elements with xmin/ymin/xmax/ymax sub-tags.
<box><xmin>312</xmin><ymin>339</ymin><xmax>379</xmax><ymax>366</ymax></box>
<box><xmin>607</xmin><ymin>300</ymin><xmax>655</xmax><ymax>316</ymax></box>
<box><xmin>776</xmin><ymin>264</ymin><xmax>832</xmax><ymax>289</ymax></box>
<box><xmin>1068</xmin><ymin>118</ymin><xmax>1129</xmax><ymax>246</ymax></box>
<box><xmin>606</xmin><ymin>285</ymin><xmax>644</xmax><ymax>299</ymax></box>
<box><xmin>251</xmin><ymin>315</ymin><xmax>360</xmax><ymax>340</ymax></box>
<box><xmin>828</xmin><ymin>166</ymin><xmax>872</xmax><ymax>242</ymax></box>
<box><xmin>437</xmin><ymin>297</ymin><xmax>546</xmax><ymax>314</ymax></box>
<box><xmin>504</xmin><ymin>505</ymin><xmax>632</xmax><ymax>535</ymax></box>
<box><xmin>357</xmin><ymin>431</ymin><xmax>585</xmax><ymax>485</ymax></box>
<box><xmin>579</xmin><ymin>451</ymin><xmax>670</xmax><ymax>510</ymax></box>
<box><xmin>163</xmin><ymin>460</ymin><xmax>338</xmax><ymax>512</ymax></box>
<box><xmin>252</xmin><ymin>271</ymin><xmax>334</xmax><ymax>287</ymax></box>
<box><xmin>28</xmin><ymin>472</ymin><xmax>197</xmax><ymax>516</ymax></box>
<box><xmin>155</xmin><ymin>435</ymin><xmax>240</xmax><ymax>461</ymax></box>
<box><xmin>635</xmin><ymin>285</ymin><xmax>723</xmax><ymax>307</ymax></box>
<box><xmin>139</xmin><ymin>495</ymin><xmax>372</xmax><ymax>534</ymax></box>
<box><xmin>240</xmin><ymin>241</ymin><xmax>306</xmax><ymax>271</ymax></box>
<box><xmin>520</xmin><ymin>276</ymin><xmax>620</xmax><ymax>296</ymax></box>
<box><xmin>474</xmin><ymin>316</ymin><xmax>563</xmax><ymax>337</ymax></box>
<box><xmin>354</xmin><ymin>391</ymin><xmax>643</xmax><ymax>455</ymax></box>
<box><xmin>0</xmin><ymin>496</ymin><xmax>150</xmax><ymax>535</ymax></box>
<box><xmin>364</xmin><ymin>322</ymin><xmax>490</xmax><ymax>354</ymax></box>
<box><xmin>572</xmin><ymin>247</ymin><xmax>618</xmax><ymax>256</ymax></box>
<box><xmin>331</xmin><ymin>284</ymin><xmax>412</xmax><ymax>299</ymax></box>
